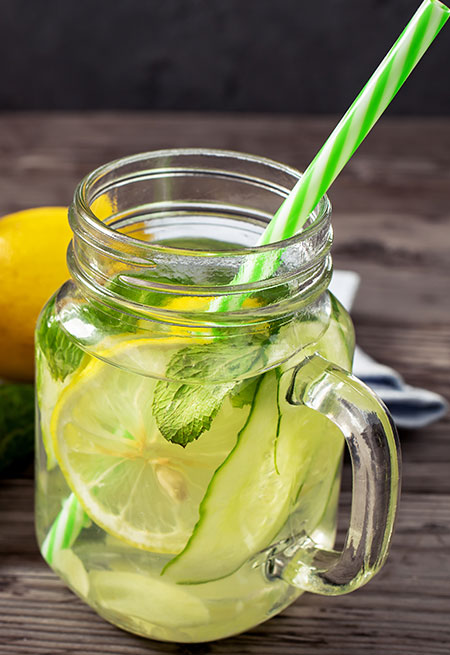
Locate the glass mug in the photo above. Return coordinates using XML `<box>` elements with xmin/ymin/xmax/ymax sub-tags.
<box><xmin>35</xmin><ymin>150</ymin><xmax>400</xmax><ymax>643</ymax></box>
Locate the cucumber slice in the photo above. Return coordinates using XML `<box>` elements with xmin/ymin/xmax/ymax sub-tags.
<box><xmin>164</xmin><ymin>370</ymin><xmax>321</xmax><ymax>584</ymax></box>
<box><xmin>90</xmin><ymin>570</ymin><xmax>209</xmax><ymax>628</ymax></box>
<box><xmin>53</xmin><ymin>549</ymin><xmax>90</xmax><ymax>598</ymax></box>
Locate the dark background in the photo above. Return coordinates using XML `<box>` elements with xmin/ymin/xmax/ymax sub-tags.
<box><xmin>0</xmin><ymin>0</ymin><xmax>448</xmax><ymax>114</ymax></box>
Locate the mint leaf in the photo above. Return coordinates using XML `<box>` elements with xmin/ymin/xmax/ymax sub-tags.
<box><xmin>153</xmin><ymin>379</ymin><xmax>233</xmax><ymax>448</ymax></box>
<box><xmin>36</xmin><ymin>269</ymin><xmax>197</xmax><ymax>385</ymax></box>
<box><xmin>0</xmin><ymin>384</ymin><xmax>35</xmax><ymax>475</ymax></box>
<box><xmin>36</xmin><ymin>297</ymin><xmax>85</xmax><ymax>382</ymax></box>
<box><xmin>36</xmin><ymin>291</ymin><xmax>137</xmax><ymax>383</ymax></box>
<box><xmin>108</xmin><ymin>274</ymin><xmax>177</xmax><ymax>309</ymax></box>
<box><xmin>75</xmin><ymin>301</ymin><xmax>136</xmax><ymax>340</ymax></box>
<box><xmin>153</xmin><ymin>340</ymin><xmax>266</xmax><ymax>446</ymax></box>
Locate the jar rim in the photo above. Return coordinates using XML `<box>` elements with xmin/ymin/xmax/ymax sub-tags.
<box><xmin>72</xmin><ymin>148</ymin><xmax>332</xmax><ymax>259</ymax></box>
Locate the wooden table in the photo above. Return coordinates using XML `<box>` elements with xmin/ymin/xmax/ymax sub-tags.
<box><xmin>0</xmin><ymin>113</ymin><xmax>449</xmax><ymax>654</ymax></box>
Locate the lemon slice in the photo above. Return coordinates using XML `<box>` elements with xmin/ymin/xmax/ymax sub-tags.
<box><xmin>51</xmin><ymin>339</ymin><xmax>243</xmax><ymax>554</ymax></box>
<box><xmin>37</xmin><ymin>352</ymin><xmax>76</xmax><ymax>470</ymax></box>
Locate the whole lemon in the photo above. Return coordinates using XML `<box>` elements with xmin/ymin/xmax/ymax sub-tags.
<box><xmin>0</xmin><ymin>207</ymin><xmax>72</xmax><ymax>382</ymax></box>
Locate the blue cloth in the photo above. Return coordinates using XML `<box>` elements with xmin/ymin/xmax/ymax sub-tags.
<box><xmin>329</xmin><ymin>271</ymin><xmax>448</xmax><ymax>429</ymax></box>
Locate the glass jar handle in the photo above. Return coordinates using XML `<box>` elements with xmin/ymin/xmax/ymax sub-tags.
<box><xmin>267</xmin><ymin>353</ymin><xmax>401</xmax><ymax>595</ymax></box>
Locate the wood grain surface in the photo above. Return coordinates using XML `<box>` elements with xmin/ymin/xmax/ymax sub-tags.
<box><xmin>0</xmin><ymin>113</ymin><xmax>449</xmax><ymax>655</ymax></box>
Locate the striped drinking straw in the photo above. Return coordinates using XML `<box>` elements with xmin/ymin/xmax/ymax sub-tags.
<box><xmin>42</xmin><ymin>0</ymin><xmax>449</xmax><ymax>563</ymax></box>
<box><xmin>213</xmin><ymin>0</ymin><xmax>450</xmax><ymax>312</ymax></box>
<box><xmin>41</xmin><ymin>493</ymin><xmax>89</xmax><ymax>565</ymax></box>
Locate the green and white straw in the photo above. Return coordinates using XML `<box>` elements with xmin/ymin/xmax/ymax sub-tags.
<box><xmin>261</xmin><ymin>0</ymin><xmax>449</xmax><ymax>246</ymax></box>
<box><xmin>41</xmin><ymin>492</ymin><xmax>88</xmax><ymax>565</ymax></box>
<box><xmin>214</xmin><ymin>0</ymin><xmax>450</xmax><ymax>311</ymax></box>
<box><xmin>42</xmin><ymin>0</ymin><xmax>449</xmax><ymax>563</ymax></box>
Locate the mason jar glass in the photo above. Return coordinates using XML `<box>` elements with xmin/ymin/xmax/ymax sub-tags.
<box><xmin>35</xmin><ymin>149</ymin><xmax>400</xmax><ymax>643</ymax></box>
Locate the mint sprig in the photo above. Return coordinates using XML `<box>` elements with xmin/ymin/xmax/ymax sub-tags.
<box><xmin>36</xmin><ymin>270</ymin><xmax>198</xmax><ymax>385</ymax></box>
<box><xmin>152</xmin><ymin>379</ymin><xmax>233</xmax><ymax>448</ymax></box>
<box><xmin>36</xmin><ymin>292</ymin><xmax>136</xmax><ymax>383</ymax></box>
<box><xmin>36</xmin><ymin>297</ymin><xmax>85</xmax><ymax>382</ymax></box>
<box><xmin>152</xmin><ymin>339</ymin><xmax>266</xmax><ymax>446</ymax></box>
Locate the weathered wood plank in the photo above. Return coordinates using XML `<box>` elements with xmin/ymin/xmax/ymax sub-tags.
<box><xmin>1</xmin><ymin>480</ymin><xmax>449</xmax><ymax>655</ymax></box>
<box><xmin>0</xmin><ymin>113</ymin><xmax>449</xmax><ymax>215</ymax></box>
<box><xmin>0</xmin><ymin>113</ymin><xmax>449</xmax><ymax>653</ymax></box>
<box><xmin>0</xmin><ymin>114</ymin><xmax>449</xmax><ymax>329</ymax></box>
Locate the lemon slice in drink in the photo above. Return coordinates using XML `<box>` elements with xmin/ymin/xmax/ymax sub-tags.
<box><xmin>51</xmin><ymin>339</ymin><xmax>243</xmax><ymax>554</ymax></box>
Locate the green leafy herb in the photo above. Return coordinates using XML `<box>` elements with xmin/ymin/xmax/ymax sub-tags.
<box><xmin>77</xmin><ymin>301</ymin><xmax>135</xmax><ymax>338</ymax></box>
<box><xmin>36</xmin><ymin>290</ymin><xmax>138</xmax><ymax>383</ymax></box>
<box><xmin>153</xmin><ymin>340</ymin><xmax>266</xmax><ymax>446</ymax></box>
<box><xmin>153</xmin><ymin>379</ymin><xmax>233</xmax><ymax>448</ymax></box>
<box><xmin>0</xmin><ymin>384</ymin><xmax>34</xmax><ymax>476</ymax></box>
<box><xmin>36</xmin><ymin>297</ymin><xmax>85</xmax><ymax>382</ymax></box>
<box><xmin>108</xmin><ymin>273</ymin><xmax>181</xmax><ymax>309</ymax></box>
